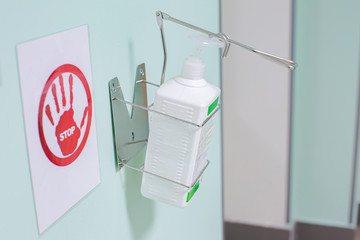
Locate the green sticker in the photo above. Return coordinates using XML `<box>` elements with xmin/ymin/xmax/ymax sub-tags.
<box><xmin>186</xmin><ymin>180</ymin><xmax>200</xmax><ymax>202</ymax></box>
<box><xmin>207</xmin><ymin>97</ymin><xmax>219</xmax><ymax>116</ymax></box>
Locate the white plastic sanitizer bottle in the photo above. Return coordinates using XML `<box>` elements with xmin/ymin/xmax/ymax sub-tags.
<box><xmin>141</xmin><ymin>36</ymin><xmax>221</xmax><ymax>207</ymax></box>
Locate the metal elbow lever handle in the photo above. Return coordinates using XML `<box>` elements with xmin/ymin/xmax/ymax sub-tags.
<box><xmin>156</xmin><ymin>10</ymin><xmax>297</xmax><ymax>85</ymax></box>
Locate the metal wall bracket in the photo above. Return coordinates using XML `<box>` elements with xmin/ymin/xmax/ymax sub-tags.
<box><xmin>109</xmin><ymin>63</ymin><xmax>149</xmax><ymax>170</ymax></box>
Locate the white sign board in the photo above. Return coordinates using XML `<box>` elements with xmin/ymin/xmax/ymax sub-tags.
<box><xmin>17</xmin><ymin>25</ymin><xmax>100</xmax><ymax>233</ymax></box>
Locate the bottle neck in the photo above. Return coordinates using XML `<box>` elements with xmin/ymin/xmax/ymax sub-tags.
<box><xmin>175</xmin><ymin>77</ymin><xmax>207</xmax><ymax>87</ymax></box>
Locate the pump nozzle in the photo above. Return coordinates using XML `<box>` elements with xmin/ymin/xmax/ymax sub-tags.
<box><xmin>181</xmin><ymin>35</ymin><xmax>225</xmax><ymax>80</ymax></box>
<box><xmin>189</xmin><ymin>35</ymin><xmax>226</xmax><ymax>57</ymax></box>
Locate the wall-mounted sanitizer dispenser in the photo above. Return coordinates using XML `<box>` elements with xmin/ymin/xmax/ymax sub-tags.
<box><xmin>109</xmin><ymin>11</ymin><xmax>296</xmax><ymax>208</ymax></box>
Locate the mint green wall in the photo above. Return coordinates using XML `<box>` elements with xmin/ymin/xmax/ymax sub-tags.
<box><xmin>0</xmin><ymin>1</ymin><xmax>222</xmax><ymax>239</ymax></box>
<box><xmin>290</xmin><ymin>0</ymin><xmax>360</xmax><ymax>226</ymax></box>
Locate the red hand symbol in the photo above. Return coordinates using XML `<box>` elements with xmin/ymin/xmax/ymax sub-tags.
<box><xmin>45</xmin><ymin>74</ymin><xmax>88</xmax><ymax>156</ymax></box>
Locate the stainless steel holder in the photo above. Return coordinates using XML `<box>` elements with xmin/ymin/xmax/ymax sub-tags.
<box><xmin>109</xmin><ymin>10</ymin><xmax>295</xmax><ymax>191</ymax></box>
<box><xmin>109</xmin><ymin>63</ymin><xmax>218</xmax><ymax>189</ymax></box>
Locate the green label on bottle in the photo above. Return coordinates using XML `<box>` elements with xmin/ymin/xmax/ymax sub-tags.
<box><xmin>207</xmin><ymin>97</ymin><xmax>219</xmax><ymax>116</ymax></box>
<box><xmin>186</xmin><ymin>180</ymin><xmax>200</xmax><ymax>203</ymax></box>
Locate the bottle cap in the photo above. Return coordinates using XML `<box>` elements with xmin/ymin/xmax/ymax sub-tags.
<box><xmin>182</xmin><ymin>55</ymin><xmax>205</xmax><ymax>80</ymax></box>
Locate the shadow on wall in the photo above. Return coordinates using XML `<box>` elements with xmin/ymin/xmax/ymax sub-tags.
<box><xmin>124</xmin><ymin>147</ymin><xmax>155</xmax><ymax>240</ymax></box>
<box><xmin>121</xmin><ymin>37</ymin><xmax>155</xmax><ymax>239</ymax></box>
<box><xmin>0</xmin><ymin>61</ymin><xmax>2</xmax><ymax>87</ymax></box>
<box><xmin>128</xmin><ymin>40</ymin><xmax>135</xmax><ymax>86</ymax></box>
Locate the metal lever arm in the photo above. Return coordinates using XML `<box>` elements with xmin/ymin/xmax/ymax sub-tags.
<box><xmin>156</xmin><ymin>10</ymin><xmax>297</xmax><ymax>70</ymax></box>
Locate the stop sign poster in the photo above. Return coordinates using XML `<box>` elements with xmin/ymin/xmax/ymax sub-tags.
<box><xmin>17</xmin><ymin>25</ymin><xmax>100</xmax><ymax>233</ymax></box>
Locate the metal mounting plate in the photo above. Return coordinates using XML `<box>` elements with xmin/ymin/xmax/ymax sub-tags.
<box><xmin>109</xmin><ymin>63</ymin><xmax>149</xmax><ymax>169</ymax></box>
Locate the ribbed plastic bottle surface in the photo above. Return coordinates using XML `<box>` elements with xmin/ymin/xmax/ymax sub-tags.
<box><xmin>141</xmin><ymin>77</ymin><xmax>220</xmax><ymax>207</ymax></box>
